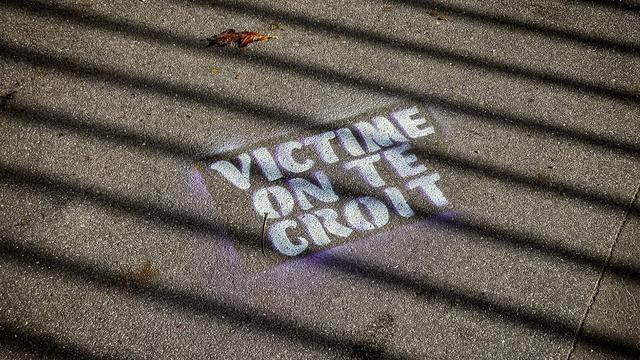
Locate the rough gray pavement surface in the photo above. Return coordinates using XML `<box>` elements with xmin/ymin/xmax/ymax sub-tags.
<box><xmin>0</xmin><ymin>0</ymin><xmax>638</xmax><ymax>359</ymax></box>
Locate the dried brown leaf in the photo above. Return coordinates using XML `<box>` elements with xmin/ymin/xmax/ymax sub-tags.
<box><xmin>206</xmin><ymin>29</ymin><xmax>275</xmax><ymax>48</ymax></box>
<box><xmin>206</xmin><ymin>29</ymin><xmax>239</xmax><ymax>47</ymax></box>
<box><xmin>238</xmin><ymin>31</ymin><xmax>275</xmax><ymax>48</ymax></box>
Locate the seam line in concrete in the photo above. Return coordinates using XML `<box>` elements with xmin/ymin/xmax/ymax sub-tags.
<box><xmin>564</xmin><ymin>181</ymin><xmax>640</xmax><ymax>360</ymax></box>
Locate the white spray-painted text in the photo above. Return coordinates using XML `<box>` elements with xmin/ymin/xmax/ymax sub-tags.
<box><xmin>210</xmin><ymin>107</ymin><xmax>448</xmax><ymax>256</ymax></box>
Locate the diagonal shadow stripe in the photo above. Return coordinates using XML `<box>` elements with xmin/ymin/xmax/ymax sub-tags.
<box><xmin>320</xmin><ymin>252</ymin><xmax>640</xmax><ymax>357</ymax></box>
<box><xmin>0</xmin><ymin>323</ymin><xmax>130</xmax><ymax>360</ymax></box>
<box><xmin>0</xmin><ymin>36</ymin><xmax>637</xmax><ymax>160</ymax></box>
<box><xmin>0</xmin><ymin>161</ymin><xmax>639</xmax><ymax>287</ymax></box>
<box><xmin>0</xmin><ymin>164</ymin><xmax>230</xmax><ymax>244</ymax></box>
<box><xmin>576</xmin><ymin>0</ymin><xmax>640</xmax><ymax>11</ymax></box>
<box><xmin>1</xmin><ymin>104</ymin><xmax>635</xmax><ymax>217</ymax></box>
<box><xmin>4</xmin><ymin>0</ymin><xmax>639</xmax><ymax>104</ymax></box>
<box><xmin>384</xmin><ymin>0</ymin><xmax>640</xmax><ymax>54</ymax></box>
<box><xmin>179</xmin><ymin>0</ymin><xmax>639</xmax><ymax>104</ymax></box>
<box><xmin>0</xmin><ymin>106</ymin><xmax>203</xmax><ymax>161</ymax></box>
<box><xmin>0</xmin><ymin>236</ymin><xmax>409</xmax><ymax>360</ymax></box>
<box><xmin>1</xmin><ymin>232</ymin><xmax>639</xmax><ymax>357</ymax></box>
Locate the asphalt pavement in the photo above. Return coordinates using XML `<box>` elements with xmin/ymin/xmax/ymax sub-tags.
<box><xmin>0</xmin><ymin>0</ymin><xmax>639</xmax><ymax>359</ymax></box>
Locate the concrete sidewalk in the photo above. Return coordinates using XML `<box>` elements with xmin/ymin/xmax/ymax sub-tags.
<box><xmin>0</xmin><ymin>0</ymin><xmax>638</xmax><ymax>359</ymax></box>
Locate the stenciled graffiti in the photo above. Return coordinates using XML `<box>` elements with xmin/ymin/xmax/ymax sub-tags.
<box><xmin>199</xmin><ymin>104</ymin><xmax>451</xmax><ymax>271</ymax></box>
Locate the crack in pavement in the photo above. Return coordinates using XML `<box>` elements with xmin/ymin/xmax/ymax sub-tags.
<box><xmin>565</xmin><ymin>181</ymin><xmax>640</xmax><ymax>360</ymax></box>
